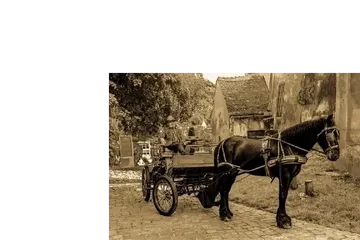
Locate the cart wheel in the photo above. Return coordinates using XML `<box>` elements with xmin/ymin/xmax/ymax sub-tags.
<box><xmin>153</xmin><ymin>175</ymin><xmax>178</xmax><ymax>216</ymax></box>
<box><xmin>142</xmin><ymin>166</ymin><xmax>151</xmax><ymax>201</ymax></box>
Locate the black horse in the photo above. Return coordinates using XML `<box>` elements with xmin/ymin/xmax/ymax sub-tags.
<box><xmin>198</xmin><ymin>114</ymin><xmax>340</xmax><ymax>228</ymax></box>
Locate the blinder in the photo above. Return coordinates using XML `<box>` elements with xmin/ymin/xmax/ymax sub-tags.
<box><xmin>316</xmin><ymin>125</ymin><xmax>340</xmax><ymax>153</ymax></box>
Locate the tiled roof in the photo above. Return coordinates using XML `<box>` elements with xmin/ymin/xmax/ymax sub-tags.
<box><xmin>217</xmin><ymin>75</ymin><xmax>270</xmax><ymax>116</ymax></box>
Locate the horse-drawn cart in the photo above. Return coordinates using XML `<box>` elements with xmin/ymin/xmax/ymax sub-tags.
<box><xmin>141</xmin><ymin>139</ymin><xmax>227</xmax><ymax>216</ymax></box>
<box><xmin>142</xmin><ymin>114</ymin><xmax>341</xmax><ymax>229</ymax></box>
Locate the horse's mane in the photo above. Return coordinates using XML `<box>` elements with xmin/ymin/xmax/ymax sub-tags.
<box><xmin>281</xmin><ymin>117</ymin><xmax>326</xmax><ymax>140</ymax></box>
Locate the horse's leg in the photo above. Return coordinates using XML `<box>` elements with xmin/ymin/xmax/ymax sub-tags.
<box><xmin>219</xmin><ymin>184</ymin><xmax>227</xmax><ymax>221</ymax></box>
<box><xmin>224</xmin><ymin>174</ymin><xmax>236</xmax><ymax>219</ymax></box>
<box><xmin>218</xmin><ymin>173</ymin><xmax>237</xmax><ymax>220</ymax></box>
<box><xmin>276</xmin><ymin>168</ymin><xmax>293</xmax><ymax>229</ymax></box>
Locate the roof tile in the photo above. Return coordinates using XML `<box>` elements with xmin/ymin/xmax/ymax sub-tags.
<box><xmin>217</xmin><ymin>75</ymin><xmax>270</xmax><ymax>116</ymax></box>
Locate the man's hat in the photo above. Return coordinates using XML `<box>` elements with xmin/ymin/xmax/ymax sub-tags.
<box><xmin>166</xmin><ymin>115</ymin><xmax>175</xmax><ymax>122</ymax></box>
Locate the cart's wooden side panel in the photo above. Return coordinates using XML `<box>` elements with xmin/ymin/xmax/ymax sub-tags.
<box><xmin>173</xmin><ymin>153</ymin><xmax>214</xmax><ymax>166</ymax></box>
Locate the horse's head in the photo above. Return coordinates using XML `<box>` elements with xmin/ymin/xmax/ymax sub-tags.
<box><xmin>316</xmin><ymin>114</ymin><xmax>340</xmax><ymax>161</ymax></box>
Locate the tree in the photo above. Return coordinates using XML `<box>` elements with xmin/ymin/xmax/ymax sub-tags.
<box><xmin>109</xmin><ymin>73</ymin><xmax>194</xmax><ymax>138</ymax></box>
<box><xmin>109</xmin><ymin>72</ymin><xmax>216</xmax><ymax>147</ymax></box>
<box><xmin>176</xmin><ymin>73</ymin><xmax>215</xmax><ymax>125</ymax></box>
<box><xmin>109</xmin><ymin>73</ymin><xmax>216</xmax><ymax>164</ymax></box>
<box><xmin>109</xmin><ymin>76</ymin><xmax>131</xmax><ymax>164</ymax></box>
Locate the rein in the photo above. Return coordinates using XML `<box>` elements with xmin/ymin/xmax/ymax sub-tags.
<box><xmin>215</xmin><ymin>124</ymin><xmax>339</xmax><ymax>183</ymax></box>
<box><xmin>266</xmin><ymin>137</ymin><xmax>326</xmax><ymax>156</ymax></box>
<box><xmin>266</xmin><ymin>125</ymin><xmax>340</xmax><ymax>156</ymax></box>
<box><xmin>215</xmin><ymin>133</ymin><xmax>325</xmax><ymax>176</ymax></box>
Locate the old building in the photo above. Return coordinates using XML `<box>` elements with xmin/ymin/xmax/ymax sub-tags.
<box><xmin>267</xmin><ymin>73</ymin><xmax>360</xmax><ymax>177</ymax></box>
<box><xmin>211</xmin><ymin>74</ymin><xmax>271</xmax><ymax>143</ymax></box>
<box><xmin>269</xmin><ymin>73</ymin><xmax>336</xmax><ymax>131</ymax></box>
<box><xmin>335</xmin><ymin>73</ymin><xmax>360</xmax><ymax>177</ymax></box>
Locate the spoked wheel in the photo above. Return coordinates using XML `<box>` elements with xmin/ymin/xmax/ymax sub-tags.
<box><xmin>153</xmin><ymin>175</ymin><xmax>178</xmax><ymax>216</ymax></box>
<box><xmin>142</xmin><ymin>166</ymin><xmax>151</xmax><ymax>201</ymax></box>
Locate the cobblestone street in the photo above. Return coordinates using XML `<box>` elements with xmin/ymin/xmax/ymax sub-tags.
<box><xmin>109</xmin><ymin>183</ymin><xmax>360</xmax><ymax>240</ymax></box>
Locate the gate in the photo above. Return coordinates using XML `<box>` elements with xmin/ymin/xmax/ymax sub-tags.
<box><xmin>112</xmin><ymin>135</ymin><xmax>134</xmax><ymax>168</ymax></box>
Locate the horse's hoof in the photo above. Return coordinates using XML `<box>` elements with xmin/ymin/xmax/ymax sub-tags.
<box><xmin>220</xmin><ymin>215</ymin><xmax>227</xmax><ymax>221</ymax></box>
<box><xmin>226</xmin><ymin>211</ymin><xmax>233</xmax><ymax>219</ymax></box>
<box><xmin>282</xmin><ymin>223</ymin><xmax>292</xmax><ymax>229</ymax></box>
<box><xmin>277</xmin><ymin>220</ymin><xmax>292</xmax><ymax>229</ymax></box>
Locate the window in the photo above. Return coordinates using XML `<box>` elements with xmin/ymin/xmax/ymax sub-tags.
<box><xmin>247</xmin><ymin>130</ymin><xmax>265</xmax><ymax>139</ymax></box>
<box><xmin>276</xmin><ymin>82</ymin><xmax>285</xmax><ymax>117</ymax></box>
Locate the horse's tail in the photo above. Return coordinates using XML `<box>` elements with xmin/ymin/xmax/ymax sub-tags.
<box><xmin>213</xmin><ymin>138</ymin><xmax>227</xmax><ymax>207</ymax></box>
<box><xmin>213</xmin><ymin>143</ymin><xmax>220</xmax><ymax>173</ymax></box>
<box><xmin>214</xmin><ymin>138</ymin><xmax>228</xmax><ymax>173</ymax></box>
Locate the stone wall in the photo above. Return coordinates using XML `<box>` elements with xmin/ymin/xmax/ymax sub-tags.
<box><xmin>335</xmin><ymin>73</ymin><xmax>360</xmax><ymax>177</ymax></box>
<box><xmin>271</xmin><ymin>73</ymin><xmax>336</xmax><ymax>131</ymax></box>
<box><xmin>231</xmin><ymin>117</ymin><xmax>265</xmax><ymax>137</ymax></box>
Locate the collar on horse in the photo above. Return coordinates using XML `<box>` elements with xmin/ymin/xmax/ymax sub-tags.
<box><xmin>262</xmin><ymin>124</ymin><xmax>339</xmax><ymax>179</ymax></box>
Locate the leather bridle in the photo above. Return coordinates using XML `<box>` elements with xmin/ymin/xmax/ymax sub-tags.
<box><xmin>316</xmin><ymin>125</ymin><xmax>340</xmax><ymax>154</ymax></box>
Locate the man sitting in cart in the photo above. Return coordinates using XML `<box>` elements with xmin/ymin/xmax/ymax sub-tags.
<box><xmin>159</xmin><ymin>115</ymin><xmax>188</xmax><ymax>155</ymax></box>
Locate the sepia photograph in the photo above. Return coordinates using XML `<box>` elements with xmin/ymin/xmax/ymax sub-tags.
<box><xmin>109</xmin><ymin>73</ymin><xmax>360</xmax><ymax>240</ymax></box>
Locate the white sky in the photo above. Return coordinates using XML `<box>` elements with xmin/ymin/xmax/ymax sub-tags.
<box><xmin>200</xmin><ymin>64</ymin><xmax>247</xmax><ymax>83</ymax></box>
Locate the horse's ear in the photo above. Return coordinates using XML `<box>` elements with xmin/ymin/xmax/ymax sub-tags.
<box><xmin>327</xmin><ymin>113</ymin><xmax>334</xmax><ymax>122</ymax></box>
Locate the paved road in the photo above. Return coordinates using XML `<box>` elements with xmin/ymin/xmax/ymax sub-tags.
<box><xmin>109</xmin><ymin>183</ymin><xmax>360</xmax><ymax>240</ymax></box>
